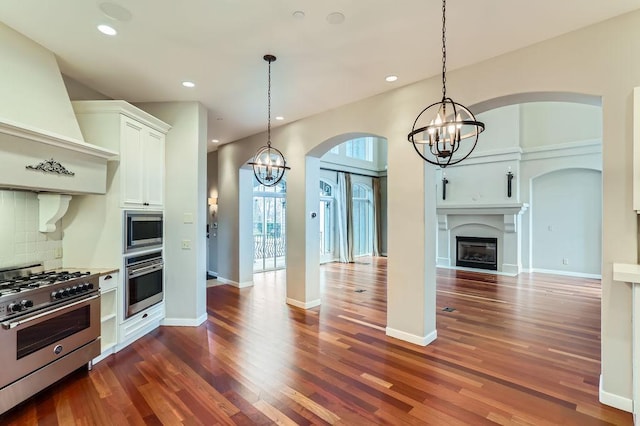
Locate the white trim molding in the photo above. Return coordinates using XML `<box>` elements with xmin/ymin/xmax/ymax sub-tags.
<box><xmin>530</xmin><ymin>268</ymin><xmax>602</xmax><ymax>280</ymax></box>
<box><xmin>162</xmin><ymin>313</ymin><xmax>207</xmax><ymax>327</ymax></box>
<box><xmin>216</xmin><ymin>276</ymin><xmax>254</xmax><ymax>288</ymax></box>
<box><xmin>286</xmin><ymin>298</ymin><xmax>321</xmax><ymax>310</ymax></box>
<box><xmin>386</xmin><ymin>327</ymin><xmax>437</xmax><ymax>346</ymax></box>
<box><xmin>522</xmin><ymin>139</ymin><xmax>601</xmax><ymax>162</ymax></box>
<box><xmin>599</xmin><ymin>374</ymin><xmax>633</xmax><ymax>413</ymax></box>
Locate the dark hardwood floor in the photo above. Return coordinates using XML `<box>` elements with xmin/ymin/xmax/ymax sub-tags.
<box><xmin>1</xmin><ymin>258</ymin><xmax>633</xmax><ymax>425</ymax></box>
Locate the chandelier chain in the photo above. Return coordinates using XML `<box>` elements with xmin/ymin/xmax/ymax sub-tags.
<box><xmin>441</xmin><ymin>0</ymin><xmax>447</xmax><ymax>100</ymax></box>
<box><xmin>267</xmin><ymin>58</ymin><xmax>272</xmax><ymax>147</ymax></box>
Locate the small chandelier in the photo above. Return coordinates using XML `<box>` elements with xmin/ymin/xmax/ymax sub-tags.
<box><xmin>249</xmin><ymin>54</ymin><xmax>290</xmax><ymax>186</ymax></box>
<box><xmin>407</xmin><ymin>0</ymin><xmax>485</xmax><ymax>167</ymax></box>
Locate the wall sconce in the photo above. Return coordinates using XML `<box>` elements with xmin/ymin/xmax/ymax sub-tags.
<box><xmin>208</xmin><ymin>197</ymin><xmax>218</xmax><ymax>218</ymax></box>
<box><xmin>507</xmin><ymin>167</ymin><xmax>514</xmax><ymax>198</ymax></box>
<box><xmin>442</xmin><ymin>173</ymin><xmax>449</xmax><ymax>200</ymax></box>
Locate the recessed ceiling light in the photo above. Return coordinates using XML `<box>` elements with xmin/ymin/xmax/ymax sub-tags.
<box><xmin>275</xmin><ymin>116</ymin><xmax>284</xmax><ymax>121</ymax></box>
<box><xmin>211</xmin><ymin>139</ymin><xmax>219</xmax><ymax>143</ymax></box>
<box><xmin>385</xmin><ymin>75</ymin><xmax>398</xmax><ymax>82</ymax></box>
<box><xmin>292</xmin><ymin>11</ymin><xmax>305</xmax><ymax>19</ymax></box>
<box><xmin>327</xmin><ymin>12</ymin><xmax>345</xmax><ymax>25</ymax></box>
<box><xmin>182</xmin><ymin>81</ymin><xmax>195</xmax><ymax>88</ymax></box>
<box><xmin>99</xmin><ymin>2</ymin><xmax>132</xmax><ymax>22</ymax></box>
<box><xmin>97</xmin><ymin>24</ymin><xmax>117</xmax><ymax>36</ymax></box>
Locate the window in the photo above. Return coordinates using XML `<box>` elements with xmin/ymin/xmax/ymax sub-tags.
<box><xmin>352</xmin><ymin>183</ymin><xmax>373</xmax><ymax>256</ymax></box>
<box><xmin>346</xmin><ymin>137</ymin><xmax>373</xmax><ymax>162</ymax></box>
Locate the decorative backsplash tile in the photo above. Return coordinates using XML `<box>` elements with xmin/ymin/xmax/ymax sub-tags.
<box><xmin>0</xmin><ymin>190</ymin><xmax>62</xmax><ymax>270</ymax></box>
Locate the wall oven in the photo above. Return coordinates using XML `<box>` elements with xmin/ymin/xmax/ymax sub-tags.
<box><xmin>125</xmin><ymin>250</ymin><xmax>163</xmax><ymax>318</ymax></box>
<box><xmin>124</xmin><ymin>210</ymin><xmax>163</xmax><ymax>253</ymax></box>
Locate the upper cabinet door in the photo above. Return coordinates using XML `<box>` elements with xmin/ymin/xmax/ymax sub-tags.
<box><xmin>120</xmin><ymin>118</ymin><xmax>145</xmax><ymax>206</ymax></box>
<box><xmin>143</xmin><ymin>129</ymin><xmax>165</xmax><ymax>208</ymax></box>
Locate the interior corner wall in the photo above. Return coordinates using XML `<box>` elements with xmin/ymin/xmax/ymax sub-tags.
<box><xmin>136</xmin><ymin>101</ymin><xmax>208</xmax><ymax>324</ymax></box>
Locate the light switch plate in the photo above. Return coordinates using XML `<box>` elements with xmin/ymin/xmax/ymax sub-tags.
<box><xmin>183</xmin><ymin>213</ymin><xmax>193</xmax><ymax>224</ymax></box>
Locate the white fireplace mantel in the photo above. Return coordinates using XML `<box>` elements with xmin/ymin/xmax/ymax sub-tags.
<box><xmin>612</xmin><ymin>263</ymin><xmax>639</xmax><ymax>421</ymax></box>
<box><xmin>436</xmin><ymin>203</ymin><xmax>529</xmax><ymax>275</ymax></box>
<box><xmin>436</xmin><ymin>202</ymin><xmax>529</xmax><ymax>216</ymax></box>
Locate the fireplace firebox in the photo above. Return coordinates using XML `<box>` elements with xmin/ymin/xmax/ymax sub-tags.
<box><xmin>456</xmin><ymin>236</ymin><xmax>498</xmax><ymax>271</ymax></box>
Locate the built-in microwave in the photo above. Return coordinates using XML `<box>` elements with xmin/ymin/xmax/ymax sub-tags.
<box><xmin>124</xmin><ymin>210</ymin><xmax>163</xmax><ymax>253</ymax></box>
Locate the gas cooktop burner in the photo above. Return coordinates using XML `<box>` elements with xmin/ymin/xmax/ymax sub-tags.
<box><xmin>0</xmin><ymin>264</ymin><xmax>99</xmax><ymax>320</ymax></box>
<box><xmin>0</xmin><ymin>270</ymin><xmax>91</xmax><ymax>290</ymax></box>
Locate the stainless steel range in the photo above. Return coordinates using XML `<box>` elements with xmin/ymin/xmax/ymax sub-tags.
<box><xmin>0</xmin><ymin>263</ymin><xmax>101</xmax><ymax>415</ymax></box>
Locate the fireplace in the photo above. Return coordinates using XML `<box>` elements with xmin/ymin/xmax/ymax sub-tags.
<box><xmin>456</xmin><ymin>236</ymin><xmax>498</xmax><ymax>271</ymax></box>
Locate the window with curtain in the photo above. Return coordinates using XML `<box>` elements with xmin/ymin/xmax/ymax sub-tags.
<box><xmin>352</xmin><ymin>183</ymin><xmax>373</xmax><ymax>256</ymax></box>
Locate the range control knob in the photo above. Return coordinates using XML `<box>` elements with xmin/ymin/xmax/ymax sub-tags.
<box><xmin>62</xmin><ymin>288</ymin><xmax>70</xmax><ymax>297</ymax></box>
<box><xmin>9</xmin><ymin>303</ymin><xmax>22</xmax><ymax>312</ymax></box>
<box><xmin>88</xmin><ymin>283</ymin><xmax>94</xmax><ymax>290</ymax></box>
<box><xmin>69</xmin><ymin>286</ymin><xmax>77</xmax><ymax>295</ymax></box>
<box><xmin>21</xmin><ymin>300</ymin><xmax>33</xmax><ymax>308</ymax></box>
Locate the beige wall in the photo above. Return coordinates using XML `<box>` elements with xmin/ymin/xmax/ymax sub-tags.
<box><xmin>217</xmin><ymin>10</ymin><xmax>640</xmax><ymax>404</ymax></box>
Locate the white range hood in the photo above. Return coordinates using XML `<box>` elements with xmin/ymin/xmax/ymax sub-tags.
<box><xmin>0</xmin><ymin>22</ymin><xmax>118</xmax><ymax>231</ymax></box>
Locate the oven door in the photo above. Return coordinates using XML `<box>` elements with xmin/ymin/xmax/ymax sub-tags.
<box><xmin>126</xmin><ymin>259</ymin><xmax>163</xmax><ymax>318</ymax></box>
<box><xmin>0</xmin><ymin>294</ymin><xmax>100</xmax><ymax>389</ymax></box>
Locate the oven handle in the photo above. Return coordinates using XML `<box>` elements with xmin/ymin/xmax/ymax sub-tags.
<box><xmin>1</xmin><ymin>294</ymin><xmax>100</xmax><ymax>330</ymax></box>
<box><xmin>128</xmin><ymin>262</ymin><xmax>163</xmax><ymax>279</ymax></box>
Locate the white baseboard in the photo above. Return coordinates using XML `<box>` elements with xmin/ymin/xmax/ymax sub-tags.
<box><xmin>531</xmin><ymin>268</ymin><xmax>601</xmax><ymax>279</ymax></box>
<box><xmin>599</xmin><ymin>374</ymin><xmax>633</xmax><ymax>412</ymax></box>
<box><xmin>286</xmin><ymin>297</ymin><xmax>321</xmax><ymax>310</ymax></box>
<box><xmin>207</xmin><ymin>270</ymin><xmax>218</xmax><ymax>277</ymax></box>
<box><xmin>386</xmin><ymin>327</ymin><xmax>437</xmax><ymax>346</ymax></box>
<box><xmin>216</xmin><ymin>276</ymin><xmax>254</xmax><ymax>288</ymax></box>
<box><xmin>162</xmin><ymin>312</ymin><xmax>207</xmax><ymax>327</ymax></box>
<box><xmin>437</xmin><ymin>257</ymin><xmax>450</xmax><ymax>267</ymax></box>
<box><xmin>437</xmin><ymin>265</ymin><xmax>517</xmax><ymax>277</ymax></box>
<box><xmin>501</xmin><ymin>263</ymin><xmax>520</xmax><ymax>275</ymax></box>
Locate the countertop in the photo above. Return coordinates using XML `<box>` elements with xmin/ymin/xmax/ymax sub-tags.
<box><xmin>613</xmin><ymin>263</ymin><xmax>640</xmax><ymax>283</ymax></box>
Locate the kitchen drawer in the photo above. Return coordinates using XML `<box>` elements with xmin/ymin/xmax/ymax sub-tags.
<box><xmin>99</xmin><ymin>271</ymin><xmax>119</xmax><ymax>291</ymax></box>
<box><xmin>118</xmin><ymin>302</ymin><xmax>164</xmax><ymax>348</ymax></box>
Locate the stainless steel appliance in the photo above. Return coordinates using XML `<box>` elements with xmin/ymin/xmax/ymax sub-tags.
<box><xmin>0</xmin><ymin>263</ymin><xmax>101</xmax><ymax>415</ymax></box>
<box><xmin>125</xmin><ymin>250</ymin><xmax>163</xmax><ymax>318</ymax></box>
<box><xmin>124</xmin><ymin>210</ymin><xmax>163</xmax><ymax>253</ymax></box>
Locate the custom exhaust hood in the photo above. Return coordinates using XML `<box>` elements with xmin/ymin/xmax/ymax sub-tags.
<box><xmin>0</xmin><ymin>23</ymin><xmax>117</xmax><ymax>232</ymax></box>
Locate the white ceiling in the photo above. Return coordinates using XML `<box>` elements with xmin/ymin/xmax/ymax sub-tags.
<box><xmin>1</xmin><ymin>1</ymin><xmax>638</xmax><ymax>151</ymax></box>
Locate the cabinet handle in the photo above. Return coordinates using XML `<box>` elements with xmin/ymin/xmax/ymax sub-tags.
<box><xmin>104</xmin><ymin>274</ymin><xmax>112</xmax><ymax>280</ymax></box>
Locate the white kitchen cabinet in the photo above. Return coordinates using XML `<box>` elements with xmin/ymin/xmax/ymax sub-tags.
<box><xmin>118</xmin><ymin>301</ymin><xmax>165</xmax><ymax>349</ymax></box>
<box><xmin>120</xmin><ymin>117</ymin><xmax>165</xmax><ymax>209</ymax></box>
<box><xmin>72</xmin><ymin>100</ymin><xmax>171</xmax><ymax>210</ymax></box>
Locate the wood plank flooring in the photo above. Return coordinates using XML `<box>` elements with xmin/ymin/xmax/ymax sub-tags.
<box><xmin>1</xmin><ymin>258</ymin><xmax>633</xmax><ymax>425</ymax></box>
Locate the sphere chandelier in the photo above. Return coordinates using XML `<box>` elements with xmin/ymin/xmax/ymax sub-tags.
<box><xmin>249</xmin><ymin>54</ymin><xmax>290</xmax><ymax>186</ymax></box>
<box><xmin>407</xmin><ymin>0</ymin><xmax>485</xmax><ymax>167</ymax></box>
